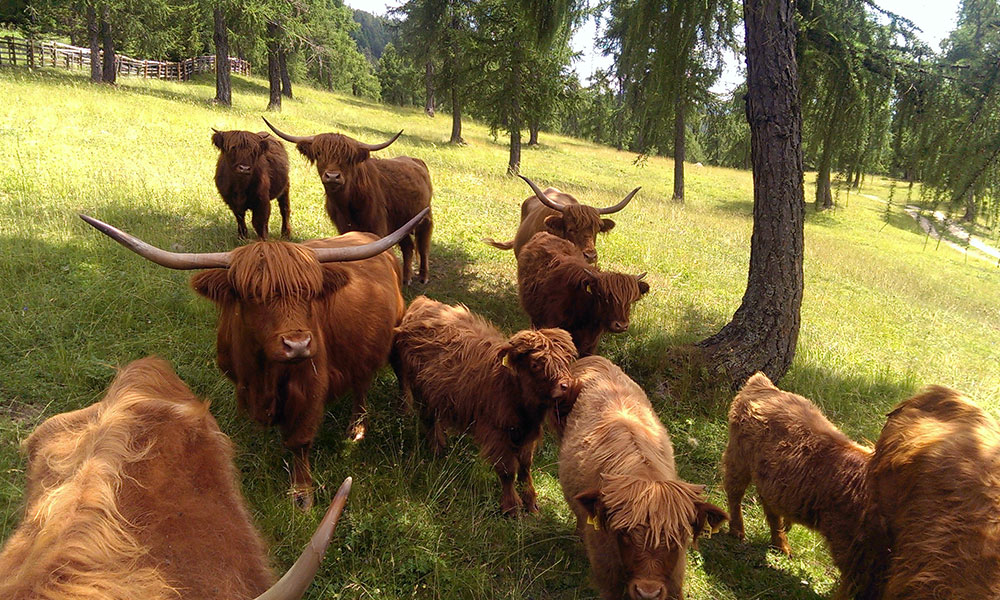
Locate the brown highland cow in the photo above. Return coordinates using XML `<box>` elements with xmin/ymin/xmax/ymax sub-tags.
<box><xmin>560</xmin><ymin>356</ymin><xmax>728</xmax><ymax>600</ymax></box>
<box><xmin>390</xmin><ymin>295</ymin><xmax>578</xmax><ymax>516</ymax></box>
<box><xmin>212</xmin><ymin>129</ymin><xmax>291</xmax><ymax>239</ymax></box>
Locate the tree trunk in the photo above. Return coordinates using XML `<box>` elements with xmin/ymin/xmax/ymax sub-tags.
<box><xmin>696</xmin><ymin>0</ymin><xmax>805</xmax><ymax>388</ymax></box>
<box><xmin>424</xmin><ymin>61</ymin><xmax>435</xmax><ymax>116</ymax></box>
<box><xmin>279</xmin><ymin>49</ymin><xmax>292</xmax><ymax>98</ymax></box>
<box><xmin>99</xmin><ymin>4</ymin><xmax>115</xmax><ymax>84</ymax></box>
<box><xmin>449</xmin><ymin>85</ymin><xmax>464</xmax><ymax>144</ymax></box>
<box><xmin>213</xmin><ymin>5</ymin><xmax>231</xmax><ymax>106</ymax></box>
<box><xmin>962</xmin><ymin>188</ymin><xmax>977</xmax><ymax>222</ymax></box>
<box><xmin>528</xmin><ymin>121</ymin><xmax>539</xmax><ymax>146</ymax></box>
<box><xmin>266</xmin><ymin>21</ymin><xmax>281</xmax><ymax>111</ymax></box>
<box><xmin>673</xmin><ymin>90</ymin><xmax>686</xmax><ymax>202</ymax></box>
<box><xmin>87</xmin><ymin>3</ymin><xmax>100</xmax><ymax>83</ymax></box>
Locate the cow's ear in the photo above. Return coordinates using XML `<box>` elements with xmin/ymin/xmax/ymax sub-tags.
<box><xmin>191</xmin><ymin>269</ymin><xmax>235</xmax><ymax>304</ymax></box>
<box><xmin>638</xmin><ymin>280</ymin><xmax>650</xmax><ymax>295</ymax></box>
<box><xmin>297</xmin><ymin>141</ymin><xmax>316</xmax><ymax>163</ymax></box>
<box><xmin>579</xmin><ymin>270</ymin><xmax>598</xmax><ymax>293</ymax></box>
<box><xmin>257</xmin><ymin>134</ymin><xmax>270</xmax><ymax>153</ymax></box>
<box><xmin>544</xmin><ymin>215</ymin><xmax>566</xmax><ymax>236</ymax></box>
<box><xmin>574</xmin><ymin>489</ymin><xmax>603</xmax><ymax>519</ymax></box>
<box><xmin>692</xmin><ymin>501</ymin><xmax>729</xmax><ymax>541</ymax></box>
<box><xmin>599</xmin><ymin>218</ymin><xmax>616</xmax><ymax>233</ymax></box>
<box><xmin>352</xmin><ymin>147</ymin><xmax>371</xmax><ymax>164</ymax></box>
<box><xmin>321</xmin><ymin>267</ymin><xmax>350</xmax><ymax>296</ymax></box>
<box><xmin>212</xmin><ymin>130</ymin><xmax>225</xmax><ymax>150</ymax></box>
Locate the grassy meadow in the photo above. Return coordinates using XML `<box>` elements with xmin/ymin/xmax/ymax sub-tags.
<box><xmin>2</xmin><ymin>67</ymin><xmax>1000</xmax><ymax>599</ymax></box>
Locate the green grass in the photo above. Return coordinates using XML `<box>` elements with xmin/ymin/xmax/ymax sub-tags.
<box><xmin>3</xmin><ymin>66</ymin><xmax>1000</xmax><ymax>599</ymax></box>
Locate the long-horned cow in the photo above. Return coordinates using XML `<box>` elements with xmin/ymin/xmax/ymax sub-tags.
<box><xmin>212</xmin><ymin>129</ymin><xmax>291</xmax><ymax>239</ymax></box>
<box><xmin>263</xmin><ymin>118</ymin><xmax>433</xmax><ymax>285</ymax></box>
<box><xmin>0</xmin><ymin>357</ymin><xmax>352</xmax><ymax>600</ymax></box>
<box><xmin>81</xmin><ymin>208</ymin><xmax>428</xmax><ymax>510</ymax></box>
<box><xmin>483</xmin><ymin>175</ymin><xmax>640</xmax><ymax>264</ymax></box>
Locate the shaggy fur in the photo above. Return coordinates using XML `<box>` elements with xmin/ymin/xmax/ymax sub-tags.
<box><xmin>191</xmin><ymin>232</ymin><xmax>405</xmax><ymax>509</ymax></box>
<box><xmin>213</xmin><ymin>130</ymin><xmax>291</xmax><ymax>239</ymax></box>
<box><xmin>0</xmin><ymin>357</ymin><xmax>274</xmax><ymax>600</ymax></box>
<box><xmin>518</xmin><ymin>232</ymin><xmax>649</xmax><ymax>356</ymax></box>
<box><xmin>295</xmin><ymin>133</ymin><xmax>433</xmax><ymax>285</ymax></box>
<box><xmin>869</xmin><ymin>386</ymin><xmax>1000</xmax><ymax>600</ymax></box>
<box><xmin>390</xmin><ymin>296</ymin><xmax>578</xmax><ymax>516</ymax></box>
<box><xmin>483</xmin><ymin>187</ymin><xmax>618</xmax><ymax>264</ymax></box>
<box><xmin>723</xmin><ymin>372</ymin><xmax>886</xmax><ymax>600</ymax></box>
<box><xmin>559</xmin><ymin>356</ymin><xmax>728</xmax><ymax>600</ymax></box>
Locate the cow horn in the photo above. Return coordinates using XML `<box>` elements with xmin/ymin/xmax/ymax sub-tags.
<box><xmin>598</xmin><ymin>187</ymin><xmax>641</xmax><ymax>215</ymax></box>
<box><xmin>637</xmin><ymin>272</ymin><xmax>647</xmax><ymax>280</ymax></box>
<box><xmin>262</xmin><ymin>117</ymin><xmax>316</xmax><ymax>144</ymax></box>
<box><xmin>252</xmin><ymin>477</ymin><xmax>353</xmax><ymax>600</ymax></box>
<box><xmin>80</xmin><ymin>215</ymin><xmax>231</xmax><ymax>269</ymax></box>
<box><xmin>518</xmin><ymin>175</ymin><xmax>566</xmax><ymax>212</ymax></box>
<box><xmin>312</xmin><ymin>207</ymin><xmax>430</xmax><ymax>263</ymax></box>
<box><xmin>358</xmin><ymin>130</ymin><xmax>403</xmax><ymax>152</ymax></box>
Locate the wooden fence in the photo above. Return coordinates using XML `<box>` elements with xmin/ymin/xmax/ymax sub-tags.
<box><xmin>0</xmin><ymin>37</ymin><xmax>250</xmax><ymax>80</ymax></box>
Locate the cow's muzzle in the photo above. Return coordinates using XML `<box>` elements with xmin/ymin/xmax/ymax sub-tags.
<box><xmin>322</xmin><ymin>171</ymin><xmax>344</xmax><ymax>186</ymax></box>
<box><xmin>609</xmin><ymin>320</ymin><xmax>629</xmax><ymax>333</ymax></box>
<box><xmin>630</xmin><ymin>581</ymin><xmax>666</xmax><ymax>600</ymax></box>
<box><xmin>236</xmin><ymin>164</ymin><xmax>252</xmax><ymax>175</ymax></box>
<box><xmin>281</xmin><ymin>333</ymin><xmax>314</xmax><ymax>360</ymax></box>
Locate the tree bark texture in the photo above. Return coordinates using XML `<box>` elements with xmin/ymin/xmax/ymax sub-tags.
<box><xmin>266</xmin><ymin>21</ymin><xmax>281</xmax><ymax>111</ymax></box>
<box><xmin>213</xmin><ymin>5</ymin><xmax>231</xmax><ymax>106</ymax></box>
<box><xmin>87</xmin><ymin>4</ymin><xmax>100</xmax><ymax>83</ymax></box>
<box><xmin>449</xmin><ymin>85</ymin><xmax>464</xmax><ymax>144</ymax></box>
<box><xmin>528</xmin><ymin>122</ymin><xmax>539</xmax><ymax>146</ymax></box>
<box><xmin>279</xmin><ymin>50</ymin><xmax>292</xmax><ymax>98</ymax></box>
<box><xmin>814</xmin><ymin>92</ymin><xmax>844</xmax><ymax>210</ymax></box>
<box><xmin>673</xmin><ymin>91</ymin><xmax>686</xmax><ymax>202</ymax></box>
<box><xmin>508</xmin><ymin>127</ymin><xmax>521</xmax><ymax>175</ymax></box>
<box><xmin>696</xmin><ymin>0</ymin><xmax>805</xmax><ymax>388</ymax></box>
<box><xmin>425</xmin><ymin>61</ymin><xmax>435</xmax><ymax>116</ymax></box>
<box><xmin>99</xmin><ymin>4</ymin><xmax>115</xmax><ymax>84</ymax></box>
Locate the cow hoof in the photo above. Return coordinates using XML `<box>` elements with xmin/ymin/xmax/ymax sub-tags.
<box><xmin>402</xmin><ymin>277</ymin><xmax>414</xmax><ymax>286</ymax></box>
<box><xmin>729</xmin><ymin>528</ymin><xmax>745</xmax><ymax>541</ymax></box>
<box><xmin>291</xmin><ymin>486</ymin><xmax>315</xmax><ymax>512</ymax></box>
<box><xmin>419</xmin><ymin>274</ymin><xmax>429</xmax><ymax>284</ymax></box>
<box><xmin>347</xmin><ymin>421</ymin><xmax>367</xmax><ymax>442</ymax></box>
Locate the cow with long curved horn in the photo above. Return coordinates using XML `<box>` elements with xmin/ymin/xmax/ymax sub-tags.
<box><xmin>0</xmin><ymin>355</ymin><xmax>354</xmax><ymax>599</ymax></box>
<box><xmin>262</xmin><ymin>117</ymin><xmax>433</xmax><ymax>285</ymax></box>
<box><xmin>83</xmin><ymin>210</ymin><xmax>426</xmax><ymax>510</ymax></box>
<box><xmin>482</xmin><ymin>174</ymin><xmax>641</xmax><ymax>264</ymax></box>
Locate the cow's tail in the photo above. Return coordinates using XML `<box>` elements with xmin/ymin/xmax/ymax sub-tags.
<box><xmin>481</xmin><ymin>237</ymin><xmax>515</xmax><ymax>250</ymax></box>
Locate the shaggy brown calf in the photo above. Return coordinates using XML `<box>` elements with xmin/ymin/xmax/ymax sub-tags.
<box><xmin>518</xmin><ymin>231</ymin><xmax>649</xmax><ymax>356</ymax></box>
<box><xmin>560</xmin><ymin>356</ymin><xmax>727</xmax><ymax>600</ymax></box>
<box><xmin>82</xmin><ymin>209</ymin><xmax>427</xmax><ymax>510</ymax></box>
<box><xmin>391</xmin><ymin>296</ymin><xmax>578</xmax><ymax>516</ymax></box>
<box><xmin>723</xmin><ymin>372</ymin><xmax>886</xmax><ymax>600</ymax></box>
<box><xmin>0</xmin><ymin>357</ymin><xmax>352</xmax><ymax>600</ymax></box>
<box><xmin>212</xmin><ymin>129</ymin><xmax>291</xmax><ymax>239</ymax></box>
<box><xmin>483</xmin><ymin>174</ymin><xmax>640</xmax><ymax>264</ymax></box>
<box><xmin>869</xmin><ymin>386</ymin><xmax>1000</xmax><ymax>600</ymax></box>
<box><xmin>263</xmin><ymin>118</ymin><xmax>433</xmax><ymax>285</ymax></box>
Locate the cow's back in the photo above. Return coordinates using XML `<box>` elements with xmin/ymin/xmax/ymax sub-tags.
<box><xmin>871</xmin><ymin>386</ymin><xmax>1000</xmax><ymax>599</ymax></box>
<box><xmin>260</xmin><ymin>131</ymin><xmax>290</xmax><ymax>199</ymax></box>
<box><xmin>373</xmin><ymin>156</ymin><xmax>433</xmax><ymax>232</ymax></box>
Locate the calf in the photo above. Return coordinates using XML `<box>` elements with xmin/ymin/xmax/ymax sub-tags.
<box><xmin>518</xmin><ymin>231</ymin><xmax>649</xmax><ymax>356</ymax></box>
<box><xmin>390</xmin><ymin>295</ymin><xmax>577</xmax><ymax>516</ymax></box>
<box><xmin>213</xmin><ymin>129</ymin><xmax>291</xmax><ymax>239</ymax></box>
<box><xmin>560</xmin><ymin>356</ymin><xmax>727</xmax><ymax>600</ymax></box>
<box><xmin>0</xmin><ymin>357</ymin><xmax>351</xmax><ymax>600</ymax></box>
<box><xmin>869</xmin><ymin>385</ymin><xmax>1000</xmax><ymax>600</ymax></box>
<box><xmin>723</xmin><ymin>372</ymin><xmax>886</xmax><ymax>600</ymax></box>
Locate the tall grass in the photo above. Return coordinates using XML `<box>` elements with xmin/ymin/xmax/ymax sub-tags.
<box><xmin>2</xmin><ymin>67</ymin><xmax>1000</xmax><ymax>598</ymax></box>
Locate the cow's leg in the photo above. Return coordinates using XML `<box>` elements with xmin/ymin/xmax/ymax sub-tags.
<box><xmin>277</xmin><ymin>187</ymin><xmax>291</xmax><ymax>238</ymax></box>
<box><xmin>761</xmin><ymin>499</ymin><xmax>791</xmax><ymax>555</ymax></box>
<box><xmin>415</xmin><ymin>215</ymin><xmax>432</xmax><ymax>284</ymax></box>
<box><xmin>235</xmin><ymin>210</ymin><xmax>249</xmax><ymax>239</ymax></box>
<box><xmin>722</xmin><ymin>448</ymin><xmax>750</xmax><ymax>541</ymax></box>
<box><xmin>515</xmin><ymin>441</ymin><xmax>539</xmax><ymax>514</ymax></box>
<box><xmin>250</xmin><ymin>201</ymin><xmax>271</xmax><ymax>240</ymax></box>
<box><xmin>347</xmin><ymin>378</ymin><xmax>372</xmax><ymax>441</ymax></box>
<box><xmin>494</xmin><ymin>455</ymin><xmax>522</xmax><ymax>517</ymax></box>
<box><xmin>398</xmin><ymin>234</ymin><xmax>415</xmax><ymax>286</ymax></box>
<box><xmin>279</xmin><ymin>383</ymin><xmax>324</xmax><ymax>511</ymax></box>
<box><xmin>288</xmin><ymin>443</ymin><xmax>314</xmax><ymax>511</ymax></box>
<box><xmin>419</xmin><ymin>406</ymin><xmax>446</xmax><ymax>456</ymax></box>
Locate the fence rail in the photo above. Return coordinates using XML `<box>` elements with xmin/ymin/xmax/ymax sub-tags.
<box><xmin>0</xmin><ymin>37</ymin><xmax>250</xmax><ymax>80</ymax></box>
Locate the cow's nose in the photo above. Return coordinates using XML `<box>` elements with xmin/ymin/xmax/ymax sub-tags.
<box><xmin>236</xmin><ymin>164</ymin><xmax>251</xmax><ymax>174</ymax></box>
<box><xmin>610</xmin><ymin>321</ymin><xmax>628</xmax><ymax>333</ymax></box>
<box><xmin>632</xmin><ymin>582</ymin><xmax>664</xmax><ymax>600</ymax></box>
<box><xmin>583</xmin><ymin>249</ymin><xmax>597</xmax><ymax>263</ymax></box>
<box><xmin>281</xmin><ymin>334</ymin><xmax>312</xmax><ymax>359</ymax></box>
<box><xmin>322</xmin><ymin>171</ymin><xmax>343</xmax><ymax>184</ymax></box>
<box><xmin>552</xmin><ymin>378</ymin><xmax>572</xmax><ymax>398</ymax></box>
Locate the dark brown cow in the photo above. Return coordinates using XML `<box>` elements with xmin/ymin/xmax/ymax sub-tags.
<box><xmin>560</xmin><ymin>356</ymin><xmax>728</xmax><ymax>600</ymax></box>
<box><xmin>212</xmin><ymin>129</ymin><xmax>291</xmax><ymax>239</ymax></box>
<box><xmin>723</xmin><ymin>373</ymin><xmax>886</xmax><ymax>600</ymax></box>
<box><xmin>517</xmin><ymin>231</ymin><xmax>649</xmax><ymax>356</ymax></box>
<box><xmin>0</xmin><ymin>357</ymin><xmax>352</xmax><ymax>600</ymax></box>
<box><xmin>390</xmin><ymin>295</ymin><xmax>578</xmax><ymax>516</ymax></box>
<box><xmin>483</xmin><ymin>175</ymin><xmax>639</xmax><ymax>264</ymax></box>
<box><xmin>869</xmin><ymin>385</ymin><xmax>1000</xmax><ymax>600</ymax></box>
<box><xmin>81</xmin><ymin>209</ymin><xmax>427</xmax><ymax>510</ymax></box>
<box><xmin>263</xmin><ymin>118</ymin><xmax>433</xmax><ymax>285</ymax></box>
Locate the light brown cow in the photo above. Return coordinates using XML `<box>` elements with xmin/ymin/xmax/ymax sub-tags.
<box><xmin>723</xmin><ymin>372</ymin><xmax>887</xmax><ymax>600</ymax></box>
<box><xmin>483</xmin><ymin>175</ymin><xmax>639</xmax><ymax>264</ymax></box>
<box><xmin>0</xmin><ymin>357</ymin><xmax>351</xmax><ymax>600</ymax></box>
<box><xmin>869</xmin><ymin>385</ymin><xmax>1000</xmax><ymax>600</ymax></box>
<box><xmin>559</xmin><ymin>356</ymin><xmax>727</xmax><ymax>600</ymax></box>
